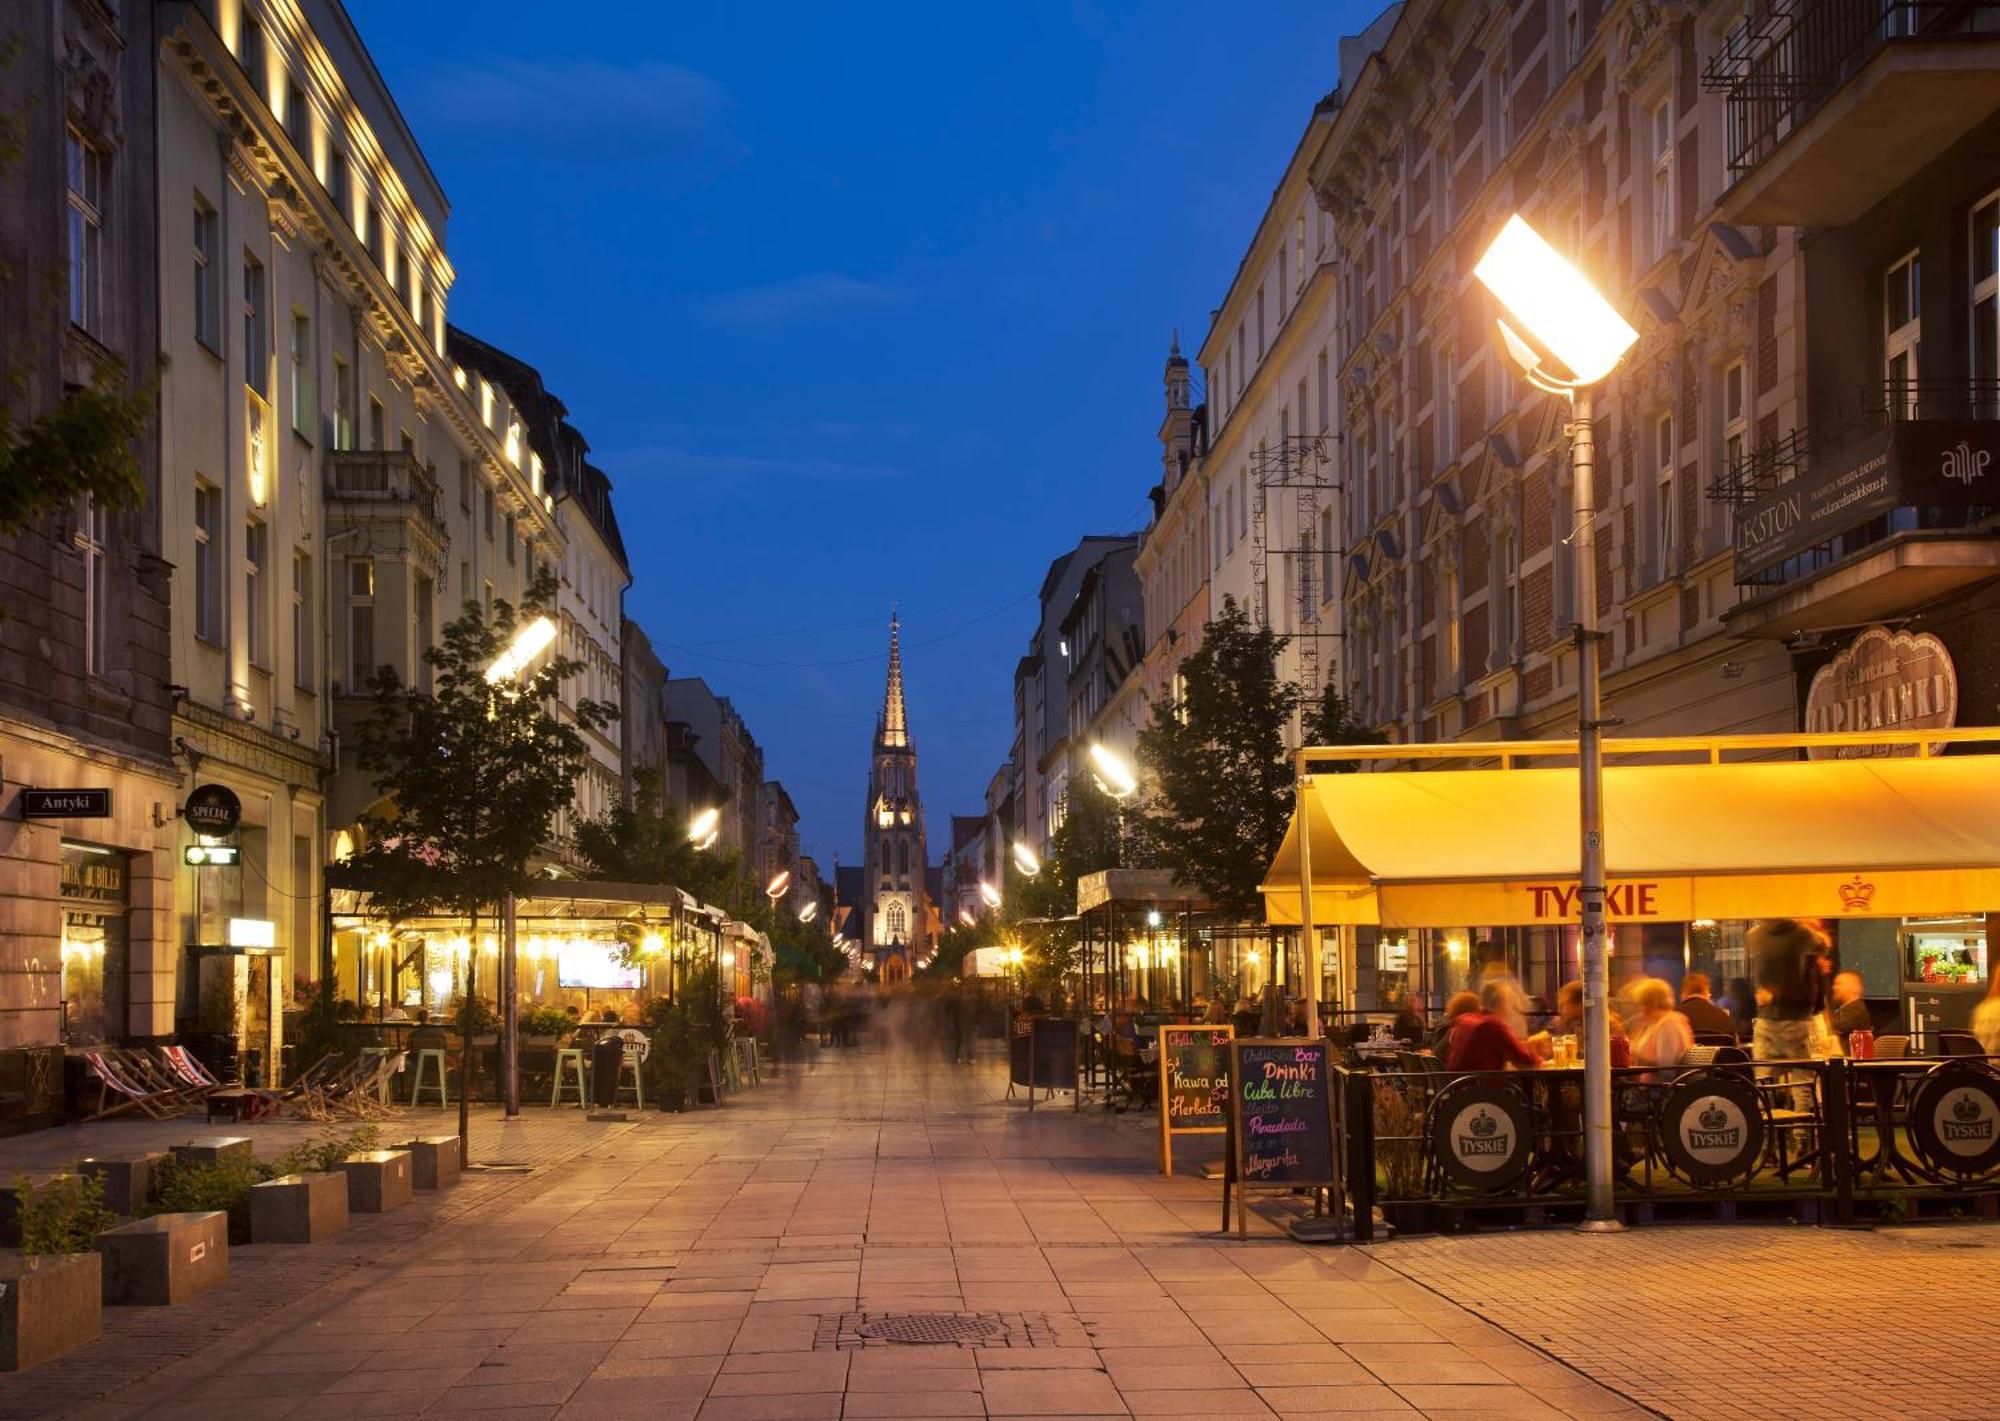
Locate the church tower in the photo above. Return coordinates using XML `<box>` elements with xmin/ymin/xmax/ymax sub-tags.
<box><xmin>862</xmin><ymin>615</ymin><xmax>929</xmax><ymax>981</ymax></box>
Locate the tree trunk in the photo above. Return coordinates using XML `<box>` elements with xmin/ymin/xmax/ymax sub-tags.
<box><xmin>459</xmin><ymin>905</ymin><xmax>475</xmax><ymax>1165</ymax></box>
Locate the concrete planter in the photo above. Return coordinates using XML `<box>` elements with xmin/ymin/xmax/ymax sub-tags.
<box><xmin>340</xmin><ymin>1151</ymin><xmax>413</xmax><ymax>1213</ymax></box>
<box><xmin>249</xmin><ymin>1172</ymin><xmax>349</xmax><ymax>1245</ymax></box>
<box><xmin>392</xmin><ymin>1135</ymin><xmax>461</xmax><ymax>1190</ymax></box>
<box><xmin>99</xmin><ymin>1212</ymin><xmax>228</xmax><ymax>1306</ymax></box>
<box><xmin>0</xmin><ymin>1251</ymin><xmax>101</xmax><ymax>1371</ymax></box>
<box><xmin>77</xmin><ymin>1152</ymin><xmax>168</xmax><ymax>1215</ymax></box>
<box><xmin>171</xmin><ymin>1136</ymin><xmax>253</xmax><ymax>1168</ymax></box>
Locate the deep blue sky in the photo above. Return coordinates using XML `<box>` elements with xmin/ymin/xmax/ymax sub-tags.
<box><xmin>346</xmin><ymin>0</ymin><xmax>1365</xmax><ymax>868</ymax></box>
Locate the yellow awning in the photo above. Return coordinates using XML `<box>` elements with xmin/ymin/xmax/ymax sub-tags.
<box><xmin>1261</xmin><ymin>754</ymin><xmax>2000</xmax><ymax>928</ymax></box>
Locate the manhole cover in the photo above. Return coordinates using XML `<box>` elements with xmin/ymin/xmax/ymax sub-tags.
<box><xmin>856</xmin><ymin>1314</ymin><xmax>1009</xmax><ymax>1345</ymax></box>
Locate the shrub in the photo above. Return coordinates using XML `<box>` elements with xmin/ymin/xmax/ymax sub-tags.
<box><xmin>642</xmin><ymin>1002</ymin><xmax>712</xmax><ymax>1105</ymax></box>
<box><xmin>13</xmin><ymin>1172</ymin><xmax>116</xmax><ymax>1254</ymax></box>
<box><xmin>520</xmin><ymin>1005</ymin><xmax>575</xmax><ymax>1039</ymax></box>
<box><xmin>271</xmin><ymin>1125</ymin><xmax>379</xmax><ymax>1178</ymax></box>
<box><xmin>147</xmin><ymin>1156</ymin><xmax>269</xmax><ymax>1244</ymax></box>
<box><xmin>454</xmin><ymin>994</ymin><xmax>499</xmax><ymax>1037</ymax></box>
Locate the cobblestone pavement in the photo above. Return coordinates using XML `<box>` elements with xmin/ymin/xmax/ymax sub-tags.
<box><xmin>13</xmin><ymin>1044</ymin><xmax>1982</xmax><ymax>1419</ymax></box>
<box><xmin>1369</xmin><ymin>1224</ymin><xmax>2000</xmax><ymax>1421</ymax></box>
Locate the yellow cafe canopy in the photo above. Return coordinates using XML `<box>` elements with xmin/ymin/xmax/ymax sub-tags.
<box><xmin>1261</xmin><ymin>744</ymin><xmax>2000</xmax><ymax>930</ymax></box>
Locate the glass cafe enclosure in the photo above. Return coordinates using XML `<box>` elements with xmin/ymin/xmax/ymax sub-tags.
<box><xmin>327</xmin><ymin>882</ymin><xmax>728</xmax><ymax>1024</ymax></box>
<box><xmin>1262</xmin><ymin>731</ymin><xmax>2000</xmax><ymax>1037</ymax></box>
<box><xmin>1073</xmin><ymin>869</ymin><xmax>1311</xmax><ymax>1016</ymax></box>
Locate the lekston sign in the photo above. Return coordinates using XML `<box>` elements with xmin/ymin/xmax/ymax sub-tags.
<box><xmin>1803</xmin><ymin>625</ymin><xmax>1956</xmax><ymax>758</ymax></box>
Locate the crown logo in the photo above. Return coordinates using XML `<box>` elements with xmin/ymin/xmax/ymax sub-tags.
<box><xmin>1468</xmin><ymin>1109</ymin><xmax>1498</xmax><ymax>1138</ymax></box>
<box><xmin>1954</xmin><ymin>1093</ymin><xmax>1982</xmax><ymax>1123</ymax></box>
<box><xmin>1838</xmin><ymin>875</ymin><xmax>1876</xmax><ymax>912</ymax></box>
<box><xmin>1698</xmin><ymin>1102</ymin><xmax>1727</xmax><ymax>1131</ymax></box>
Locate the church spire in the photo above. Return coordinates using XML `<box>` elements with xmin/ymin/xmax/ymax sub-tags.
<box><xmin>879</xmin><ymin>612</ymin><xmax>908</xmax><ymax>748</ymax></box>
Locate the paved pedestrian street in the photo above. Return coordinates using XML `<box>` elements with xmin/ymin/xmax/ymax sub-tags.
<box><xmin>7</xmin><ymin>1046</ymin><xmax>1998</xmax><ymax>1420</ymax></box>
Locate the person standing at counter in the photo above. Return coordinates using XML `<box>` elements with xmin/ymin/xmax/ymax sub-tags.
<box><xmin>1751</xmin><ymin>919</ymin><xmax>1829</xmax><ymax>1109</ymax></box>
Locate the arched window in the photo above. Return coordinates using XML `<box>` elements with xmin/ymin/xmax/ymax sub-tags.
<box><xmin>886</xmin><ymin>902</ymin><xmax>907</xmax><ymax>942</ymax></box>
<box><xmin>897</xmin><ymin>839</ymin><xmax>908</xmax><ymax>878</ymax></box>
<box><xmin>880</xmin><ymin>837</ymin><xmax>890</xmax><ymax>871</ymax></box>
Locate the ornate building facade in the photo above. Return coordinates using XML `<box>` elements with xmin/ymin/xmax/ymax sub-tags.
<box><xmin>861</xmin><ymin>618</ymin><xmax>929</xmax><ymax>980</ymax></box>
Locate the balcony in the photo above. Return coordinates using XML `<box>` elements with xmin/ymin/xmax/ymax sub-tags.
<box><xmin>1706</xmin><ymin>0</ymin><xmax>2000</xmax><ymax>225</ymax></box>
<box><xmin>1715</xmin><ymin>381</ymin><xmax>2000</xmax><ymax>633</ymax></box>
<box><xmin>326</xmin><ymin>450</ymin><xmax>447</xmax><ymax>532</ymax></box>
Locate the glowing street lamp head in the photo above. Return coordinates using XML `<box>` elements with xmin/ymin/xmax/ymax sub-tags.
<box><xmin>485</xmin><ymin>615</ymin><xmax>558</xmax><ymax>684</ymax></box>
<box><xmin>1088</xmin><ymin>742</ymin><xmax>1138</xmax><ymax>799</ymax></box>
<box><xmin>1005</xmin><ymin>945</ymin><xmax>1025</xmax><ymax>966</ymax></box>
<box><xmin>764</xmin><ymin>869</ymin><xmax>791</xmax><ymax>900</ymax></box>
<box><xmin>687</xmin><ymin>807</ymin><xmax>721</xmax><ymax>848</ymax></box>
<box><xmin>1011</xmin><ymin>840</ymin><xmax>1042</xmax><ymax>878</ymax></box>
<box><xmin>960</xmin><ymin>909</ymin><xmax>977</xmax><ymax>927</ymax></box>
<box><xmin>978</xmin><ymin>881</ymin><xmax>1002</xmax><ymax>908</ymax></box>
<box><xmin>1473</xmin><ymin>215</ymin><xmax>1638</xmax><ymax>386</ymax></box>
<box><xmin>797</xmin><ymin>900</ymin><xmax>819</xmax><ymax>923</ymax></box>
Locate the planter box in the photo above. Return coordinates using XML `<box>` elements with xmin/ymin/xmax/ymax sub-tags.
<box><xmin>0</xmin><ymin>1251</ymin><xmax>101</xmax><ymax>1371</ymax></box>
<box><xmin>250</xmin><ymin>1172</ymin><xmax>349</xmax><ymax>1244</ymax></box>
<box><xmin>392</xmin><ymin>1135</ymin><xmax>460</xmax><ymax>1190</ymax></box>
<box><xmin>171</xmin><ymin>1136</ymin><xmax>253</xmax><ymax>1168</ymax></box>
<box><xmin>99</xmin><ymin>1212</ymin><xmax>228</xmax><ymax>1305</ymax></box>
<box><xmin>77</xmin><ymin>1152</ymin><xmax>168</xmax><ymax>1215</ymax></box>
<box><xmin>340</xmin><ymin>1151</ymin><xmax>412</xmax><ymax>1213</ymax></box>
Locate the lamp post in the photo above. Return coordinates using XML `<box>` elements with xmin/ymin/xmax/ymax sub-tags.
<box><xmin>484</xmin><ymin>614</ymin><xmax>560</xmax><ymax>1119</ymax></box>
<box><xmin>1474</xmin><ymin>214</ymin><xmax>1638</xmax><ymax>1229</ymax></box>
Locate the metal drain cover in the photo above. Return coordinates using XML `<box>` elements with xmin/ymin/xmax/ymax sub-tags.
<box><xmin>856</xmin><ymin>1314</ymin><xmax>1009</xmax><ymax>1345</ymax></box>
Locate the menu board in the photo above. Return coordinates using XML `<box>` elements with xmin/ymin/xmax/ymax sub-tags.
<box><xmin>1031</xmin><ymin>1017</ymin><xmax>1079</xmax><ymax>1091</ymax></box>
<box><xmin>1158</xmin><ymin>1026</ymin><xmax>1231</xmax><ymax>1176</ymax></box>
<box><xmin>1223</xmin><ymin>1039</ymin><xmax>1336</xmax><ymax>1235</ymax></box>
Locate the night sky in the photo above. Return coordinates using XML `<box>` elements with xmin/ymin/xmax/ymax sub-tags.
<box><xmin>344</xmin><ymin>0</ymin><xmax>1367</xmax><ymax>867</ymax></box>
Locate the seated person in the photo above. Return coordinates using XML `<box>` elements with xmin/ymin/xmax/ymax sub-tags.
<box><xmin>1390</xmin><ymin>1000</ymin><xmax>1425</xmax><ymax>1045</ymax></box>
<box><xmin>1443</xmin><ymin>990</ymin><xmax>1540</xmax><ymax>1072</ymax></box>
<box><xmin>1626</xmin><ymin>977</ymin><xmax>1693</xmax><ymax>1069</ymax></box>
<box><xmin>1676</xmin><ymin>972</ymin><xmax>1737</xmax><ymax>1038</ymax></box>
<box><xmin>1828</xmin><ymin>970</ymin><xmax>1872</xmax><ymax>1048</ymax></box>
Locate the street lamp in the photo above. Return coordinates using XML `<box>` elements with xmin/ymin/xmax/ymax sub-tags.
<box><xmin>484</xmin><ymin>615</ymin><xmax>557</xmax><ymax>684</ymax></box>
<box><xmin>687</xmin><ymin>807</ymin><xmax>721</xmax><ymax>851</ymax></box>
<box><xmin>764</xmin><ymin>869</ymin><xmax>791</xmax><ymax>900</ymax></box>
<box><xmin>797</xmin><ymin>900</ymin><xmax>819</xmax><ymax>923</ymax></box>
<box><xmin>1087</xmin><ymin>742</ymin><xmax>1138</xmax><ymax>799</ymax></box>
<box><xmin>1011</xmin><ymin>841</ymin><xmax>1042</xmax><ymax>878</ymax></box>
<box><xmin>978</xmin><ymin>880</ymin><xmax>1002</xmax><ymax>909</ymax></box>
<box><xmin>1475</xmin><ymin>212</ymin><xmax>1638</xmax><ymax>1230</ymax></box>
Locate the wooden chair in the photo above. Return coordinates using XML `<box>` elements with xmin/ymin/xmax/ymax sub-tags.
<box><xmin>1873</xmin><ymin>1034</ymin><xmax>1910</xmax><ymax>1060</ymax></box>
<box><xmin>79</xmin><ymin>1050</ymin><xmax>186</xmax><ymax>1120</ymax></box>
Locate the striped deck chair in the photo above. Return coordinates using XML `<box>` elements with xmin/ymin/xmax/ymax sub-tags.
<box><xmin>79</xmin><ymin>1050</ymin><xmax>184</xmax><ymax>1120</ymax></box>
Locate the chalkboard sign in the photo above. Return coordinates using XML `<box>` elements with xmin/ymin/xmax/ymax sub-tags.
<box><xmin>1008</xmin><ymin>1022</ymin><xmax>1033</xmax><ymax>1090</ymax></box>
<box><xmin>1222</xmin><ymin>1038</ymin><xmax>1337</xmax><ymax>1237</ymax></box>
<box><xmin>1158</xmin><ymin>1025</ymin><xmax>1231</xmax><ymax>1176</ymax></box>
<box><xmin>1031</xmin><ymin>1017</ymin><xmax>1078</xmax><ymax>1092</ymax></box>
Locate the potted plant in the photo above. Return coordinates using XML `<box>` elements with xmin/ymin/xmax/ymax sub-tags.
<box><xmin>520</xmin><ymin>1005</ymin><xmax>574</xmax><ymax>1047</ymax></box>
<box><xmin>2</xmin><ymin>1174</ymin><xmax>112</xmax><ymax>1370</ymax></box>
<box><xmin>1371</xmin><ymin>1079</ymin><xmax>1431</xmax><ymax>1235</ymax></box>
<box><xmin>642</xmin><ymin>1003</ymin><xmax>709</xmax><ymax>1112</ymax></box>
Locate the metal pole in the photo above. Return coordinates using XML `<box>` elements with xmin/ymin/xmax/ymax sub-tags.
<box><xmin>1569</xmin><ymin>386</ymin><xmax>1621</xmax><ymax>1230</ymax></box>
<box><xmin>501</xmin><ymin>892</ymin><xmax>519</xmax><ymax>1117</ymax></box>
<box><xmin>1298</xmin><ymin>756</ymin><xmax>1320</xmax><ymax>1040</ymax></box>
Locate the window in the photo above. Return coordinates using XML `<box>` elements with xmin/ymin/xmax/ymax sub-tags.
<box><xmin>1319</xmin><ymin>507</ymin><xmax>1335</xmax><ymax>600</ymax></box>
<box><xmin>886</xmin><ymin>901</ymin><xmax>907</xmax><ymax>942</ymax></box>
<box><xmin>1722</xmin><ymin>362</ymin><xmax>1748</xmax><ymax>545</ymax></box>
<box><xmin>245</xmin><ymin>519</ymin><xmax>269</xmax><ymax>667</ymax></box>
<box><xmin>1655</xmin><ymin>414</ymin><xmax>1677</xmax><ymax>574</ymax></box>
<box><xmin>289</xmin><ymin>312</ymin><xmax>311</xmax><ymax>436</ymax></box>
<box><xmin>286</xmin><ymin>81</ymin><xmax>307</xmax><ymax>152</ymax></box>
<box><xmin>327</xmin><ymin>148</ymin><xmax>349</xmax><ymax>217</ymax></box>
<box><xmin>1295</xmin><ymin>213</ymin><xmax>1306</xmax><ymax>287</ymax></box>
<box><xmin>1885</xmin><ymin>250</ymin><xmax>1922</xmax><ymax>418</ymax></box>
<box><xmin>504</xmin><ymin>513</ymin><xmax>517</xmax><ymax>564</ymax></box>
<box><xmin>364</xmin><ymin>198</ymin><xmax>381</xmax><ymax>266</ymax></box>
<box><xmin>194</xmin><ymin>482</ymin><xmax>222</xmax><ymax>643</ymax></box>
<box><xmin>238</xmin><ymin>12</ymin><xmax>268</xmax><ymax>98</ymax></box>
<box><xmin>193</xmin><ymin>197</ymin><xmax>219</xmax><ymax>349</ymax></box>
<box><xmin>1501</xmin><ymin>533</ymin><xmax>1520</xmax><ymax>656</ymax></box>
<box><xmin>483</xmin><ymin>485</ymin><xmax>495</xmax><ymax>540</ymax></box>
<box><xmin>458</xmin><ymin>458</ymin><xmax>472</xmax><ymax>512</ymax></box>
<box><xmin>1565</xmin><ymin>0</ymin><xmax>1581</xmax><ymax>64</ymax></box>
<box><xmin>292</xmin><ymin>550</ymin><xmax>312</xmax><ymax>689</ymax></box>
<box><xmin>346</xmin><ymin>559</ymin><xmax>375</xmax><ymax>688</ymax></box>
<box><xmin>242</xmin><ymin>252</ymin><xmax>268</xmax><ymax>395</ymax></box>
<box><xmin>1438</xmin><ymin>343</ymin><xmax>1457</xmax><ymax>457</ymax></box>
<box><xmin>368</xmin><ymin>395</ymin><xmax>384</xmax><ymax>450</ymax></box>
<box><xmin>415</xmin><ymin>574</ymin><xmax>433</xmax><ymax>691</ymax></box>
<box><xmin>459</xmin><ymin>559</ymin><xmax>470</xmax><ymax>606</ymax></box>
<box><xmin>332</xmin><ymin>357</ymin><xmax>353</xmax><ymax>450</ymax></box>
<box><xmin>66</xmin><ymin>129</ymin><xmax>105</xmax><ymax>334</ymax></box>
<box><xmin>1978</xmin><ymin>195</ymin><xmax>2000</xmax><ymax>417</ymax></box>
<box><xmin>1649</xmin><ymin>99</ymin><xmax>1674</xmax><ymax>264</ymax></box>
<box><xmin>77</xmin><ymin>495</ymin><xmax>108</xmax><ymax>676</ymax></box>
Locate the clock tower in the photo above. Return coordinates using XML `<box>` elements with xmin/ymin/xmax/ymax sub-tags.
<box><xmin>862</xmin><ymin>615</ymin><xmax>929</xmax><ymax>980</ymax></box>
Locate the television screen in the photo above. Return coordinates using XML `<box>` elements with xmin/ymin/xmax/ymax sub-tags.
<box><xmin>557</xmin><ymin>940</ymin><xmax>641</xmax><ymax>990</ymax></box>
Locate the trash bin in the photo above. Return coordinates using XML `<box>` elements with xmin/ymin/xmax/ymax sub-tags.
<box><xmin>591</xmin><ymin>1032</ymin><xmax>625</xmax><ymax>1108</ymax></box>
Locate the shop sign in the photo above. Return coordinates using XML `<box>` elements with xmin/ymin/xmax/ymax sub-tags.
<box><xmin>1910</xmin><ymin>1066</ymin><xmax>2000</xmax><ymax>1176</ymax></box>
<box><xmin>22</xmin><ymin>788</ymin><xmax>111</xmax><ymax>819</ymax></box>
<box><xmin>1429</xmin><ymin>1082</ymin><xmax>1532</xmax><ymax>1192</ymax></box>
<box><xmin>59</xmin><ymin>847</ymin><xmax>127</xmax><ymax>905</ymax></box>
<box><xmin>1803</xmin><ymin>626</ymin><xmax>1956</xmax><ymax>758</ymax></box>
<box><xmin>182</xmin><ymin>784</ymin><xmax>242</xmax><ymax>835</ymax></box>
<box><xmin>1734</xmin><ymin>419</ymin><xmax>2000</xmax><ymax>582</ymax></box>
<box><xmin>1524</xmin><ymin>881</ymin><xmax>1665</xmax><ymax>920</ymax></box>
<box><xmin>1659</xmin><ymin>1074</ymin><xmax>1765</xmax><ymax>1185</ymax></box>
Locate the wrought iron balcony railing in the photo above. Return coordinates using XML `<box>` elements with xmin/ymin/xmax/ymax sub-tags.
<box><xmin>1710</xmin><ymin>378</ymin><xmax>2000</xmax><ymax>504</ymax></box>
<box><xmin>1704</xmin><ymin>0</ymin><xmax>2000</xmax><ymax>180</ymax></box>
<box><xmin>326</xmin><ymin>450</ymin><xmax>447</xmax><ymax>530</ymax></box>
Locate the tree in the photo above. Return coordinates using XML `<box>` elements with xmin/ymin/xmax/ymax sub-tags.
<box><xmin>998</xmin><ymin>773</ymin><xmax>1130</xmax><ymax>1006</ymax></box>
<box><xmin>346</xmin><ymin>570</ymin><xmax>612</xmax><ymax>1150</ymax></box>
<box><xmin>1301</xmin><ymin>683</ymin><xmax>1386</xmax><ymax>772</ymax></box>
<box><xmin>573</xmin><ymin>769</ymin><xmax>740</xmax><ymax>909</ymax></box>
<box><xmin>1135</xmin><ymin>596</ymin><xmax>1301</xmax><ymax>917</ymax></box>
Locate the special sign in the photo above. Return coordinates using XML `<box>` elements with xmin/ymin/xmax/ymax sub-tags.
<box><xmin>1803</xmin><ymin>626</ymin><xmax>1956</xmax><ymax>758</ymax></box>
<box><xmin>1158</xmin><ymin>1024</ymin><xmax>1231</xmax><ymax>1176</ymax></box>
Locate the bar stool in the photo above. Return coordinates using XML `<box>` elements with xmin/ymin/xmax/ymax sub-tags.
<box><xmin>408</xmin><ymin>1047</ymin><xmax>449</xmax><ymax>1106</ymax></box>
<box><xmin>613</xmin><ymin>1043</ymin><xmax>645</xmax><ymax>1109</ymax></box>
<box><xmin>551</xmin><ymin>1048</ymin><xmax>589</xmax><ymax>1107</ymax></box>
<box><xmin>359</xmin><ymin>1046</ymin><xmax>397</xmax><ymax>1104</ymax></box>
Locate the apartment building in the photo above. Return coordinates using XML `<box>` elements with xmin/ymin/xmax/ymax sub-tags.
<box><xmin>1131</xmin><ymin>341</ymin><xmax>1210</xmax><ymax>727</ymax></box>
